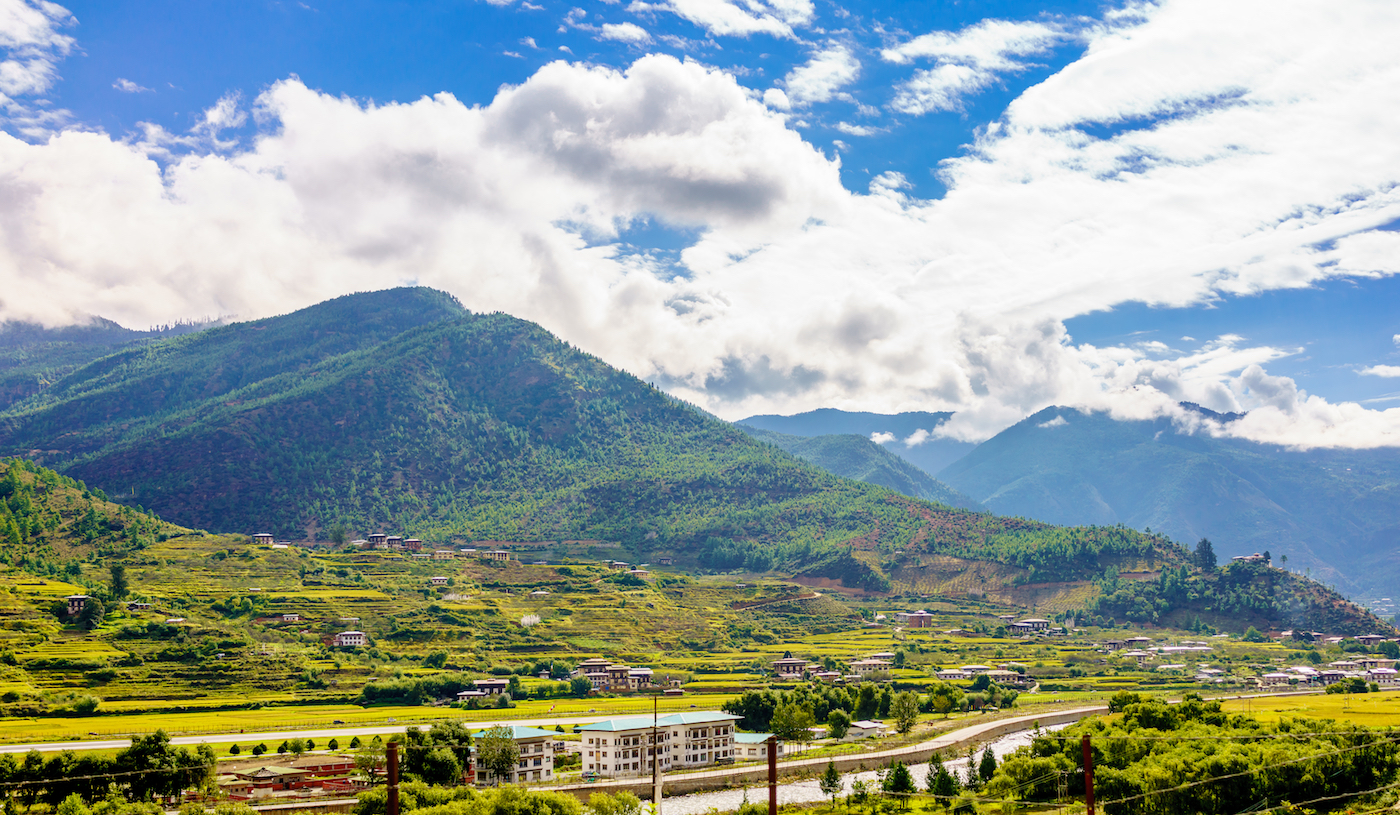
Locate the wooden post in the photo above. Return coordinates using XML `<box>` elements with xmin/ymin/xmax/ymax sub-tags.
<box><xmin>1082</xmin><ymin>734</ymin><xmax>1094</xmax><ymax>815</ymax></box>
<box><xmin>387</xmin><ymin>740</ymin><xmax>400</xmax><ymax>815</ymax></box>
<box><xmin>767</xmin><ymin>735</ymin><xmax>778</xmax><ymax>815</ymax></box>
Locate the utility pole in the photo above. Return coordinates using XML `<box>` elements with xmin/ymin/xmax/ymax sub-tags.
<box><xmin>1082</xmin><ymin>734</ymin><xmax>1094</xmax><ymax>815</ymax></box>
<box><xmin>387</xmin><ymin>740</ymin><xmax>400</xmax><ymax>815</ymax></box>
<box><xmin>767</xmin><ymin>735</ymin><xmax>778</xmax><ymax>815</ymax></box>
<box><xmin>652</xmin><ymin>694</ymin><xmax>663</xmax><ymax>813</ymax></box>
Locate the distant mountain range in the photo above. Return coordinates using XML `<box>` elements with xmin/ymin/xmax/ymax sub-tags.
<box><xmin>735</xmin><ymin>425</ymin><xmax>980</xmax><ymax>510</ymax></box>
<box><xmin>739</xmin><ymin>409</ymin><xmax>976</xmax><ymax>474</ymax></box>
<box><xmin>744</xmin><ymin>405</ymin><xmax>1400</xmax><ymax>597</ymax></box>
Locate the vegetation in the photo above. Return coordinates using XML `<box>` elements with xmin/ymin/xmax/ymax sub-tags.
<box><xmin>989</xmin><ymin>693</ymin><xmax>1400</xmax><ymax>813</ymax></box>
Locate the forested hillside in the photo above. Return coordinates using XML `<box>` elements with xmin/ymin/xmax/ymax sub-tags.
<box><xmin>937</xmin><ymin>406</ymin><xmax>1400</xmax><ymax>595</ymax></box>
<box><xmin>736</xmin><ymin>425</ymin><xmax>980</xmax><ymax>509</ymax></box>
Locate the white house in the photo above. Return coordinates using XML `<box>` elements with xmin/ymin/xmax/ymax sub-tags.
<box><xmin>429</xmin><ymin>576</ymin><xmax>449</xmax><ymax>586</ymax></box>
<box><xmin>1368</xmin><ymin>668</ymin><xmax>1398</xmax><ymax>686</ymax></box>
<box><xmin>334</xmin><ymin>631</ymin><xmax>366</xmax><ymax>647</ymax></box>
<box><xmin>734</xmin><ymin>733</ymin><xmax>783</xmax><ymax>760</ymax></box>
<box><xmin>845</xmin><ymin>720</ymin><xmax>887</xmax><ymax>740</ymax></box>
<box><xmin>476</xmin><ymin>725</ymin><xmax>557</xmax><ymax>785</ymax></box>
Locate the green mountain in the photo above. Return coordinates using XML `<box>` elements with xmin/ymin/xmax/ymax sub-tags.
<box><xmin>738</xmin><ymin>408</ymin><xmax>978</xmax><ymax>474</ymax></box>
<box><xmin>0</xmin><ymin>317</ymin><xmax>219</xmax><ymax>413</ymax></box>
<box><xmin>736</xmin><ymin>425</ymin><xmax>980</xmax><ymax>510</ymax></box>
<box><xmin>937</xmin><ymin>406</ymin><xmax>1400</xmax><ymax>597</ymax></box>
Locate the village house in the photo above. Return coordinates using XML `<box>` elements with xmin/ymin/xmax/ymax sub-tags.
<box><xmin>1357</xmin><ymin>634</ymin><xmax>1386</xmax><ymax>646</ymax></box>
<box><xmin>578</xmin><ymin>711</ymin><xmax>739</xmax><ymax>778</ymax></box>
<box><xmin>608</xmin><ymin>560</ymin><xmax>630</xmax><ymax>570</ymax></box>
<box><xmin>657</xmin><ymin>557</ymin><xmax>674</xmax><ymax>566</ymax></box>
<box><xmin>528</xmin><ymin>590</ymin><xmax>551</xmax><ymax>599</ymax></box>
<box><xmin>849</xmin><ymin>658</ymin><xmax>892</xmax><ymax>675</ymax></box>
<box><xmin>1369</xmin><ymin>667</ymin><xmax>1398</xmax><ymax>686</ymax></box>
<box><xmin>626</xmin><ymin>569</ymin><xmax>651</xmax><ymax>580</ymax></box>
<box><xmin>220</xmin><ymin>755</ymin><xmax>358</xmax><ymax>801</ymax></box>
<box><xmin>1010</xmin><ymin>618</ymin><xmax>1051</xmax><ymax>634</ymax></box>
<box><xmin>894</xmin><ymin>610</ymin><xmax>935</xmax><ymax>628</ymax></box>
<box><xmin>368</xmin><ymin>534</ymin><xmax>388</xmax><ymax>549</ymax></box>
<box><xmin>434</xmin><ymin>549</ymin><xmax>455</xmax><ymax>560</ymax></box>
<box><xmin>460</xmin><ymin>548</ymin><xmax>478</xmax><ymax>557</ymax></box>
<box><xmin>1260</xmin><ymin>672</ymin><xmax>1293</xmax><ymax>687</ymax></box>
<box><xmin>404</xmin><ymin>538</ymin><xmax>423</xmax><ymax>552</ymax></box>
<box><xmin>771</xmin><ymin>657</ymin><xmax>810</xmax><ymax>679</ymax></box>
<box><xmin>429</xmin><ymin>576</ymin><xmax>449</xmax><ymax>586</ymax></box>
<box><xmin>483</xmin><ymin>550</ymin><xmax>511</xmax><ymax>562</ymax></box>
<box><xmin>386</xmin><ymin>536</ymin><xmax>404</xmax><ymax>549</ymax></box>
<box><xmin>126</xmin><ymin>601</ymin><xmax>152</xmax><ymax>611</ymax></box>
<box><xmin>845</xmin><ymin>720</ymin><xmax>887</xmax><ymax>740</ymax></box>
<box><xmin>474</xmin><ymin>678</ymin><xmax>510</xmax><ymax>695</ymax></box>
<box><xmin>477</xmin><ymin>726</ymin><xmax>556</xmax><ymax>785</ymax></box>
<box><xmin>937</xmin><ymin>669</ymin><xmax>970</xmax><ymax>681</ymax></box>
<box><xmin>281</xmin><ymin>613</ymin><xmax>300</xmax><ymax>623</ymax></box>
<box><xmin>66</xmin><ymin>595</ymin><xmax>89</xmax><ymax>616</ymax></box>
<box><xmin>253</xmin><ymin>533</ymin><xmax>274</xmax><ymax>545</ymax></box>
<box><xmin>334</xmin><ymin>631</ymin><xmax>366</xmax><ymax>647</ymax></box>
<box><xmin>1231</xmin><ymin>553</ymin><xmax>1266</xmax><ymax>563</ymax></box>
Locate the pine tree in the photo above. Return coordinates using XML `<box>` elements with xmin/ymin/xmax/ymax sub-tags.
<box><xmin>819</xmin><ymin>760</ymin><xmax>843</xmax><ymax>807</ymax></box>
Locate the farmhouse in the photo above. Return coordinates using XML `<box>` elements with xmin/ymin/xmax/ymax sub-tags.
<box><xmin>253</xmin><ymin>533</ymin><xmax>274</xmax><ymax>545</ymax></box>
<box><xmin>404</xmin><ymin>538</ymin><xmax>422</xmax><ymax>551</ymax></box>
<box><xmin>334</xmin><ymin>631</ymin><xmax>366</xmax><ymax>647</ymax></box>
<box><xmin>66</xmin><ymin>595</ymin><xmax>89</xmax><ymax>616</ymax></box>
<box><xmin>1357</xmin><ymin>634</ymin><xmax>1386</xmax><ymax>646</ymax></box>
<box><xmin>368</xmin><ymin>534</ymin><xmax>387</xmax><ymax>549</ymax></box>
<box><xmin>846</xmin><ymin>720</ymin><xmax>887</xmax><ymax>740</ymax></box>
<box><xmin>126</xmin><ymin>601</ymin><xmax>152</xmax><ymax>611</ymax></box>
<box><xmin>386</xmin><ymin>536</ymin><xmax>404</xmax><ymax>549</ymax></box>
<box><xmin>474</xmin><ymin>678</ymin><xmax>510</xmax><ymax>695</ymax></box>
<box><xmin>771</xmin><ymin>657</ymin><xmax>810</xmax><ymax>679</ymax></box>
<box><xmin>578</xmin><ymin>711</ymin><xmax>739</xmax><ymax>778</ymax></box>
<box><xmin>850</xmin><ymin>658</ymin><xmax>892</xmax><ymax>675</ymax></box>
<box><xmin>429</xmin><ymin>576</ymin><xmax>449</xmax><ymax>586</ymax></box>
<box><xmin>281</xmin><ymin>613</ymin><xmax>300</xmax><ymax>622</ymax></box>
<box><xmin>894</xmin><ymin>610</ymin><xmax>935</xmax><ymax>628</ymax></box>
<box><xmin>483</xmin><ymin>550</ymin><xmax>511</xmax><ymax>562</ymax></box>
<box><xmin>434</xmin><ymin>550</ymin><xmax>455</xmax><ymax>560</ymax></box>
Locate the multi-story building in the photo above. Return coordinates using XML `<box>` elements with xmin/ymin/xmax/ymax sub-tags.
<box><xmin>333</xmin><ymin>631</ymin><xmax>366</xmax><ymax>647</ymax></box>
<box><xmin>477</xmin><ymin>726</ymin><xmax>556</xmax><ymax>784</ymax></box>
<box><xmin>573</xmin><ymin>658</ymin><xmax>653</xmax><ymax>691</ymax></box>
<box><xmin>578</xmin><ymin>712</ymin><xmax>740</xmax><ymax>778</ymax></box>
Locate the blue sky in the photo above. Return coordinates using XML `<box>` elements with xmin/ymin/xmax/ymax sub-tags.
<box><xmin>3</xmin><ymin>0</ymin><xmax>1400</xmax><ymax>446</ymax></box>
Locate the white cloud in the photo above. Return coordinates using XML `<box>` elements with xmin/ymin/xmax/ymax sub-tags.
<box><xmin>835</xmin><ymin>122</ymin><xmax>877</xmax><ymax>136</ymax></box>
<box><xmin>599</xmin><ymin>22</ymin><xmax>651</xmax><ymax>43</ymax></box>
<box><xmin>870</xmin><ymin>431</ymin><xmax>894</xmax><ymax>444</ymax></box>
<box><xmin>6</xmin><ymin>0</ymin><xmax>1400</xmax><ymax>450</ymax></box>
<box><xmin>1361</xmin><ymin>365</ymin><xmax>1400</xmax><ymax>378</ymax></box>
<box><xmin>0</xmin><ymin>0</ymin><xmax>75</xmax><ymax>136</ymax></box>
<box><xmin>779</xmin><ymin>44</ymin><xmax>859</xmax><ymax>106</ymax></box>
<box><xmin>632</xmin><ymin>0</ymin><xmax>812</xmax><ymax>38</ymax></box>
<box><xmin>885</xmin><ymin>18</ymin><xmax>1065</xmax><ymax>114</ymax></box>
<box><xmin>1038</xmin><ymin>415</ymin><xmax>1067</xmax><ymax>428</ymax></box>
<box><xmin>762</xmin><ymin>88</ymin><xmax>790</xmax><ymax>110</ymax></box>
<box><xmin>902</xmin><ymin>429</ymin><xmax>929</xmax><ymax>445</ymax></box>
<box><xmin>1394</xmin><ymin>334</ymin><xmax>1400</xmax><ymax>347</ymax></box>
<box><xmin>112</xmin><ymin>78</ymin><xmax>152</xmax><ymax>93</ymax></box>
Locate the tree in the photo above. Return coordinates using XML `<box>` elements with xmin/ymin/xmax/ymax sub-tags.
<box><xmin>819</xmin><ymin>760</ymin><xmax>843</xmax><ymax>807</ymax></box>
<box><xmin>570</xmin><ymin>676</ymin><xmax>593</xmax><ymax>696</ymax></box>
<box><xmin>354</xmin><ymin>742</ymin><xmax>385</xmax><ymax>780</ymax></box>
<box><xmin>277</xmin><ymin>740</ymin><xmax>289</xmax><ymax>754</ymax></box>
<box><xmin>1242</xmin><ymin>626</ymin><xmax>1269</xmax><ymax>643</ymax></box>
<box><xmin>419</xmin><ymin>746</ymin><xmax>462</xmax><ymax>785</ymax></box>
<box><xmin>927</xmin><ymin>683</ymin><xmax>964</xmax><ymax>718</ymax></box>
<box><xmin>978</xmin><ymin>748</ymin><xmax>997</xmax><ymax>784</ymax></box>
<box><xmin>891</xmin><ymin>691</ymin><xmax>920</xmax><ymax>735</ymax></box>
<box><xmin>827</xmin><ymin>708</ymin><xmax>852</xmax><ymax>740</ymax></box>
<box><xmin>76</xmin><ymin>597</ymin><xmax>105</xmax><ymax>630</ymax></box>
<box><xmin>476</xmin><ymin>725</ymin><xmax>521</xmax><ymax>784</ymax></box>
<box><xmin>252</xmin><ymin>743</ymin><xmax>267</xmax><ymax>756</ymax></box>
<box><xmin>329</xmin><ymin>522</ymin><xmax>349</xmax><ymax>545</ymax></box>
<box><xmin>883</xmin><ymin>761</ymin><xmax>915</xmax><ymax>810</ymax></box>
<box><xmin>109</xmin><ymin>563</ymin><xmax>129</xmax><ymax>599</ymax></box>
<box><xmin>1379</xmin><ymin>641</ymin><xmax>1400</xmax><ymax>659</ymax></box>
<box><xmin>328</xmin><ymin>738</ymin><xmax>339</xmax><ymax>750</ymax></box>
<box><xmin>929</xmin><ymin>754</ymin><xmax>959</xmax><ymax>800</ymax></box>
<box><xmin>229</xmin><ymin>744</ymin><xmax>241</xmax><ymax>755</ymax></box>
<box><xmin>350</xmin><ymin>736</ymin><xmax>362</xmax><ymax>749</ymax></box>
<box><xmin>770</xmin><ymin>702</ymin><xmax>816</xmax><ymax>746</ymax></box>
<box><xmin>1194</xmin><ymin>538</ymin><xmax>1217</xmax><ymax>570</ymax></box>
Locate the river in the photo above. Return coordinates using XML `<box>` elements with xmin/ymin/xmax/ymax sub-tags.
<box><xmin>657</xmin><ymin>723</ymin><xmax>1071</xmax><ymax>815</ymax></box>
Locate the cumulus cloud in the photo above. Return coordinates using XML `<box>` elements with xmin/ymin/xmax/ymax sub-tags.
<box><xmin>599</xmin><ymin>22</ymin><xmax>651</xmax><ymax>43</ymax></box>
<box><xmin>1361</xmin><ymin>365</ymin><xmax>1400</xmax><ymax>378</ymax></box>
<box><xmin>0</xmin><ymin>0</ymin><xmax>75</xmax><ymax>136</ymax></box>
<box><xmin>5</xmin><ymin>0</ymin><xmax>1400</xmax><ymax>450</ymax></box>
<box><xmin>1038</xmin><ymin>415</ymin><xmax>1067</xmax><ymax>428</ymax></box>
<box><xmin>628</xmin><ymin>0</ymin><xmax>812</xmax><ymax>38</ymax></box>
<box><xmin>778</xmin><ymin>44</ymin><xmax>859</xmax><ymax>106</ymax></box>
<box><xmin>870</xmin><ymin>431</ymin><xmax>895</xmax><ymax>444</ymax></box>
<box><xmin>885</xmin><ymin>18</ymin><xmax>1065</xmax><ymax>114</ymax></box>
